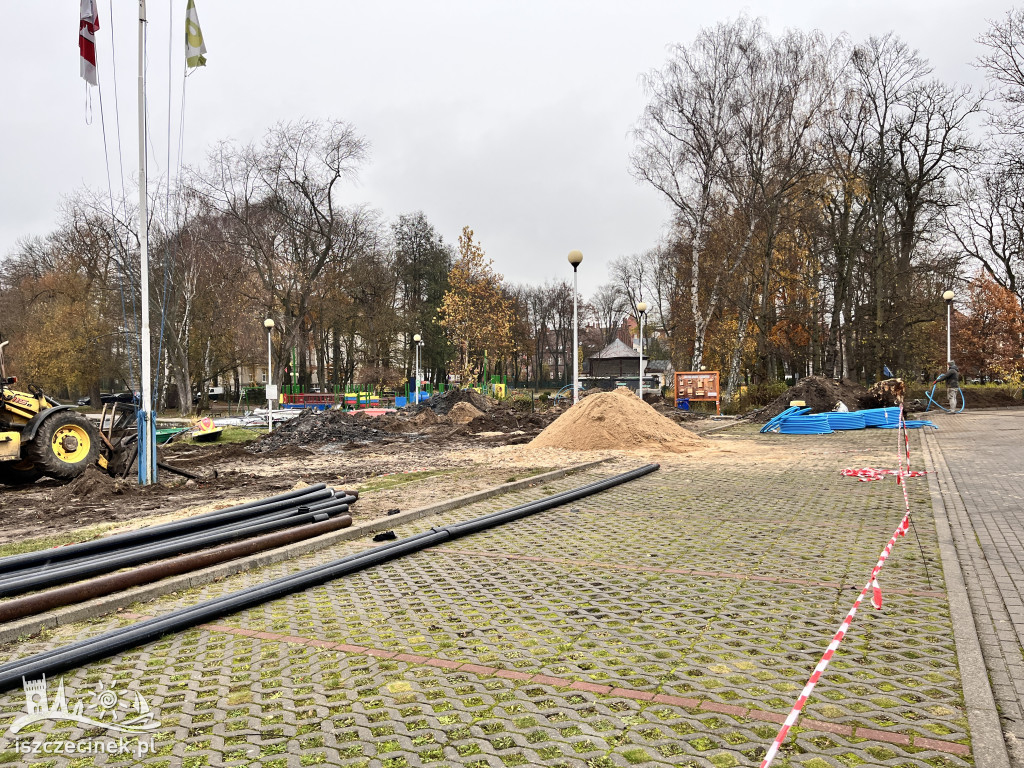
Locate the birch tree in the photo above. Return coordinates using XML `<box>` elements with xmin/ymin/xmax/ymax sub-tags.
<box><xmin>632</xmin><ymin>18</ymin><xmax>757</xmax><ymax>370</ymax></box>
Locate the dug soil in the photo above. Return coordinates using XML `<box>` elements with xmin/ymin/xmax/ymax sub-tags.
<box><xmin>758</xmin><ymin>376</ymin><xmax>869</xmax><ymax>421</ymax></box>
<box><xmin>0</xmin><ymin>390</ymin><xmax>567</xmax><ymax>546</ymax></box>
<box><xmin>758</xmin><ymin>375</ymin><xmax>1022</xmax><ymax>420</ymax></box>
<box><xmin>253</xmin><ymin>388</ymin><xmax>560</xmax><ymax>453</ymax></box>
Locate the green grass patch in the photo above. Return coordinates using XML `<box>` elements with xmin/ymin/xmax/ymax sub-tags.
<box><xmin>176</xmin><ymin>426</ymin><xmax>262</xmax><ymax>445</ymax></box>
<box><xmin>358</xmin><ymin>469</ymin><xmax>458</xmax><ymax>493</ymax></box>
<box><xmin>0</xmin><ymin>522</ymin><xmax>121</xmax><ymax>559</ymax></box>
<box><xmin>502</xmin><ymin>467</ymin><xmax>554</xmax><ymax>483</ymax></box>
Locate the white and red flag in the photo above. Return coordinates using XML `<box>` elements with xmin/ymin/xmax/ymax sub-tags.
<box><xmin>79</xmin><ymin>0</ymin><xmax>100</xmax><ymax>86</ymax></box>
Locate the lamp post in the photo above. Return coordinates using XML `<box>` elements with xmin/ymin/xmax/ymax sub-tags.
<box><xmin>636</xmin><ymin>301</ymin><xmax>648</xmax><ymax>398</ymax></box>
<box><xmin>942</xmin><ymin>289</ymin><xmax>954</xmax><ymax>364</ymax></box>
<box><xmin>413</xmin><ymin>333</ymin><xmax>423</xmax><ymax>404</ymax></box>
<box><xmin>264</xmin><ymin>318</ymin><xmax>275</xmax><ymax>432</ymax></box>
<box><xmin>568</xmin><ymin>250</ymin><xmax>583</xmax><ymax>404</ymax></box>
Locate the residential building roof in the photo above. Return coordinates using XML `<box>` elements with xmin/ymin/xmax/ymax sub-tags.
<box><xmin>588</xmin><ymin>338</ymin><xmax>639</xmax><ymax>360</ymax></box>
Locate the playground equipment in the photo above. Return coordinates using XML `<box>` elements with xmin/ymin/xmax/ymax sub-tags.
<box><xmin>553</xmin><ymin>383</ymin><xmax>584</xmax><ymax>403</ymax></box>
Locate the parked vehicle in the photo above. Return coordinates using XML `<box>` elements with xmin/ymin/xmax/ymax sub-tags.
<box><xmin>102</xmin><ymin>391</ymin><xmax>139</xmax><ymax>405</ymax></box>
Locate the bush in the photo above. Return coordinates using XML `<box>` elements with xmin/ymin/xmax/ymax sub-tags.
<box><xmin>740</xmin><ymin>381</ymin><xmax>787</xmax><ymax>408</ymax></box>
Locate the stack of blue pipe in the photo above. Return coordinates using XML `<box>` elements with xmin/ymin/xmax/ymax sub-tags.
<box><xmin>824</xmin><ymin>412</ymin><xmax>866</xmax><ymax>430</ymax></box>
<box><xmin>859</xmin><ymin>407</ymin><xmax>901</xmax><ymax>426</ymax></box>
<box><xmin>761</xmin><ymin>405</ymin><xmax>936</xmax><ymax>435</ymax></box>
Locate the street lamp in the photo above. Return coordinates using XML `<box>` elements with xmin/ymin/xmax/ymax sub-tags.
<box><xmin>568</xmin><ymin>250</ymin><xmax>583</xmax><ymax>404</ymax></box>
<box><xmin>263</xmin><ymin>318</ymin><xmax>275</xmax><ymax>432</ymax></box>
<box><xmin>413</xmin><ymin>333</ymin><xmax>423</xmax><ymax>405</ymax></box>
<box><xmin>636</xmin><ymin>301</ymin><xmax>648</xmax><ymax>398</ymax></box>
<box><xmin>942</xmin><ymin>289</ymin><xmax>955</xmax><ymax>364</ymax></box>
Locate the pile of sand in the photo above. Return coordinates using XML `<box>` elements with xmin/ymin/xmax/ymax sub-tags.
<box><xmin>530</xmin><ymin>388</ymin><xmax>706</xmax><ymax>453</ymax></box>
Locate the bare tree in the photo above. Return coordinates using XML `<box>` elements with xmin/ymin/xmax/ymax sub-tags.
<box><xmin>977</xmin><ymin>9</ymin><xmax>1024</xmax><ymax>135</ymax></box>
<box><xmin>948</xmin><ymin>164</ymin><xmax>1024</xmax><ymax>308</ymax></box>
<box><xmin>632</xmin><ymin>18</ymin><xmax>760</xmax><ymax>370</ymax></box>
<box><xmin>722</xmin><ymin>27</ymin><xmax>839</xmax><ymax>400</ymax></box>
<box><xmin>590</xmin><ymin>283</ymin><xmax>626</xmax><ymax>345</ymax></box>
<box><xmin>193</xmin><ymin>119</ymin><xmax>372</xmax><ymax>388</ymax></box>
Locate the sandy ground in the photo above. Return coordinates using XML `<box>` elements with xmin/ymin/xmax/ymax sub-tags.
<box><xmin>1</xmin><ymin>383</ymin><xmax>985</xmax><ymax>547</ymax></box>
<box><xmin>0</xmin><ymin>420</ymin><xmax>772</xmax><ymax>547</ymax></box>
<box><xmin>0</xmin><ymin>439</ymin><xmax>579</xmax><ymax>545</ymax></box>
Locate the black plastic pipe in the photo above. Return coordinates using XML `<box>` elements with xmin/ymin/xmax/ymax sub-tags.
<box><xmin>0</xmin><ymin>497</ymin><xmax>355</xmax><ymax>590</ymax></box>
<box><xmin>0</xmin><ymin>495</ymin><xmax>356</xmax><ymax>584</ymax></box>
<box><xmin>0</xmin><ymin>504</ymin><xmax>352</xmax><ymax>597</ymax></box>
<box><xmin>182</xmin><ymin>483</ymin><xmax>332</xmax><ymax>519</ymax></box>
<box><xmin>0</xmin><ymin>485</ymin><xmax>333</xmax><ymax>573</ymax></box>
<box><xmin>0</xmin><ymin>464</ymin><xmax>658</xmax><ymax>689</ymax></box>
<box><xmin>0</xmin><ymin>514</ymin><xmax>355</xmax><ymax>623</ymax></box>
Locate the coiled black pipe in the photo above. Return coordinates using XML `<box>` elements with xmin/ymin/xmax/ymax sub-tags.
<box><xmin>0</xmin><ymin>484</ymin><xmax>334</xmax><ymax>573</ymax></box>
<box><xmin>0</xmin><ymin>502</ymin><xmax>352</xmax><ymax>597</ymax></box>
<box><xmin>0</xmin><ymin>464</ymin><xmax>658</xmax><ymax>690</ymax></box>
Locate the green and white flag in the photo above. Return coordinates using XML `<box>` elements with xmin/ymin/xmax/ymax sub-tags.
<box><xmin>185</xmin><ymin>0</ymin><xmax>207</xmax><ymax>68</ymax></box>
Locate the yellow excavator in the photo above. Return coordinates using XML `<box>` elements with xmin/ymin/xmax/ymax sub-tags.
<box><xmin>0</xmin><ymin>340</ymin><xmax>107</xmax><ymax>485</ymax></box>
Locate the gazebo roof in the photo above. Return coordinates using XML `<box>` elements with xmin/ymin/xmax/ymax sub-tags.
<box><xmin>588</xmin><ymin>339</ymin><xmax>639</xmax><ymax>360</ymax></box>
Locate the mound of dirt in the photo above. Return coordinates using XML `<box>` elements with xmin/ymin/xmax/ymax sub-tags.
<box><xmin>50</xmin><ymin>465</ymin><xmax>134</xmax><ymax>501</ymax></box>
<box><xmin>252</xmin><ymin>409</ymin><xmax>397</xmax><ymax>452</ymax></box>
<box><xmin>421</xmin><ymin>389</ymin><xmax>492</xmax><ymax>415</ymax></box>
<box><xmin>530</xmin><ymin>387</ymin><xmax>706</xmax><ymax>453</ymax></box>
<box><xmin>759</xmin><ymin>376</ymin><xmax>867</xmax><ymax>421</ymax></box>
<box><xmin>449</xmin><ymin>402</ymin><xmax>485</xmax><ymax>424</ymax></box>
<box><xmin>247</xmin><ymin>389</ymin><xmax>565</xmax><ymax>452</ymax></box>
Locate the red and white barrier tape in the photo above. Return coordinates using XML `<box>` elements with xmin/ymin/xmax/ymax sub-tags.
<box><xmin>841</xmin><ymin>467</ymin><xmax>926</xmax><ymax>482</ymax></box>
<box><xmin>760</xmin><ymin>407</ymin><xmax>915</xmax><ymax>767</ymax></box>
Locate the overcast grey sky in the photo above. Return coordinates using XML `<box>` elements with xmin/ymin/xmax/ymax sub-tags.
<box><xmin>1</xmin><ymin>1</ymin><xmax>1013</xmax><ymax>297</ymax></box>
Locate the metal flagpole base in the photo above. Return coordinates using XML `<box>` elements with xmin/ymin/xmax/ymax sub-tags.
<box><xmin>136</xmin><ymin>410</ymin><xmax>158</xmax><ymax>485</ymax></box>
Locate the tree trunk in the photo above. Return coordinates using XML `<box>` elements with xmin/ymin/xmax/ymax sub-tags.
<box><xmin>724</xmin><ymin>276</ymin><xmax>755</xmax><ymax>404</ymax></box>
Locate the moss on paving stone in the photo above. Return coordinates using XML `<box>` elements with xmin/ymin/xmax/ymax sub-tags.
<box><xmin>0</xmin><ymin>434</ymin><xmax>974</xmax><ymax>766</ymax></box>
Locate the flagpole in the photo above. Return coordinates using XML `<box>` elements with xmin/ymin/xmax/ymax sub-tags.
<box><xmin>137</xmin><ymin>0</ymin><xmax>155</xmax><ymax>485</ymax></box>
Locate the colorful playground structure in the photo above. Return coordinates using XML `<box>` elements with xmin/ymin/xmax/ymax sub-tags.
<box><xmin>265</xmin><ymin>375</ymin><xmax>511</xmax><ymax>411</ymax></box>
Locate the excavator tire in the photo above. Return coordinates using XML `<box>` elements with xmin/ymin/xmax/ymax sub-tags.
<box><xmin>24</xmin><ymin>411</ymin><xmax>100</xmax><ymax>480</ymax></box>
<box><xmin>0</xmin><ymin>460</ymin><xmax>43</xmax><ymax>485</ymax></box>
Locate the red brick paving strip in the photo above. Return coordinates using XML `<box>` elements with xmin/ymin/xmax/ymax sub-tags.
<box><xmin>118</xmin><ymin>612</ymin><xmax>965</xmax><ymax>757</ymax></box>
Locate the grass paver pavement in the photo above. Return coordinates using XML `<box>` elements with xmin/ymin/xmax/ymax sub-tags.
<box><xmin>0</xmin><ymin>427</ymin><xmax>972</xmax><ymax>766</ymax></box>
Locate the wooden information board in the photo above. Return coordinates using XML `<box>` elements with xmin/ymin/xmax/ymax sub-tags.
<box><xmin>674</xmin><ymin>371</ymin><xmax>721</xmax><ymax>415</ymax></box>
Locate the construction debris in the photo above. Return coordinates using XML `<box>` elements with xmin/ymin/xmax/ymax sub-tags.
<box><xmin>251</xmin><ymin>390</ymin><xmax>562</xmax><ymax>452</ymax></box>
<box><xmin>860</xmin><ymin>378</ymin><xmax>907</xmax><ymax>409</ymax></box>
